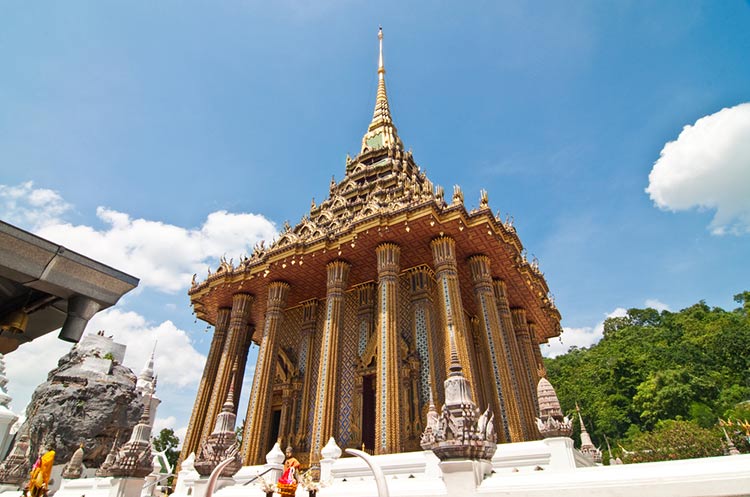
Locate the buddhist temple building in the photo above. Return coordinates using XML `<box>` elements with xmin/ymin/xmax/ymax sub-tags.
<box><xmin>181</xmin><ymin>28</ymin><xmax>562</xmax><ymax>467</ymax></box>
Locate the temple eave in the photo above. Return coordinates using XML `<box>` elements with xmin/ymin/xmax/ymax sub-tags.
<box><xmin>190</xmin><ymin>201</ymin><xmax>560</xmax><ymax>344</ymax></box>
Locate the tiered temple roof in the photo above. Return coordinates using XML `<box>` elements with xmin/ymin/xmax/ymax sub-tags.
<box><xmin>188</xmin><ymin>29</ymin><xmax>561</xmax><ymax>344</ymax></box>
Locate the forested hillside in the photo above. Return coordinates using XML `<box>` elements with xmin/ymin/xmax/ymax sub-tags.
<box><xmin>544</xmin><ymin>292</ymin><xmax>750</xmax><ymax>461</ymax></box>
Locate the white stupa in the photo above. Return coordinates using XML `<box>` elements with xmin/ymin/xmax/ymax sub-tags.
<box><xmin>0</xmin><ymin>354</ymin><xmax>18</xmax><ymax>459</ymax></box>
<box><xmin>135</xmin><ymin>344</ymin><xmax>160</xmax><ymax>427</ymax></box>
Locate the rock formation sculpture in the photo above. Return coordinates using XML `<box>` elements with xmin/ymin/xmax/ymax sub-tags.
<box><xmin>2</xmin><ymin>334</ymin><xmax>148</xmax><ymax>470</ymax></box>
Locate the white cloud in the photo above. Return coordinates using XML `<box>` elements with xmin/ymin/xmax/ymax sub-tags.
<box><xmin>3</xmin><ymin>333</ymin><xmax>72</xmax><ymax>415</ymax></box>
<box><xmin>0</xmin><ymin>182</ymin><xmax>278</xmax><ymax>293</ymax></box>
<box><xmin>544</xmin><ymin>307</ymin><xmax>627</xmax><ymax>358</ymax></box>
<box><xmin>154</xmin><ymin>416</ymin><xmax>177</xmax><ymax>433</ymax></box>
<box><xmin>0</xmin><ymin>181</ymin><xmax>72</xmax><ymax>229</ymax></box>
<box><xmin>646</xmin><ymin>103</ymin><xmax>750</xmax><ymax>235</ymax></box>
<box><xmin>644</xmin><ymin>298</ymin><xmax>670</xmax><ymax>312</ymax></box>
<box><xmin>3</xmin><ymin>308</ymin><xmax>206</xmax><ymax>418</ymax></box>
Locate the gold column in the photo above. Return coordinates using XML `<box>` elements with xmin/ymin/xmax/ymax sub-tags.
<box><xmin>468</xmin><ymin>255</ymin><xmax>524</xmax><ymax>442</ymax></box>
<box><xmin>511</xmin><ymin>308</ymin><xmax>540</xmax><ymax>411</ymax></box>
<box><xmin>529</xmin><ymin>324</ymin><xmax>546</xmax><ymax>377</ymax></box>
<box><xmin>407</xmin><ymin>267</ymin><xmax>440</xmax><ymax>411</ymax></box>
<box><xmin>242</xmin><ymin>281</ymin><xmax>290</xmax><ymax>465</ymax></box>
<box><xmin>178</xmin><ymin>307</ymin><xmax>231</xmax><ymax>464</ymax></box>
<box><xmin>309</xmin><ymin>260</ymin><xmax>350</xmax><ymax>463</ymax></box>
<box><xmin>201</xmin><ymin>292</ymin><xmax>254</xmax><ymax>443</ymax></box>
<box><xmin>233</xmin><ymin>324</ymin><xmax>255</xmax><ymax>413</ymax></box>
<box><xmin>375</xmin><ymin>243</ymin><xmax>401</xmax><ymax>454</ymax></box>
<box><xmin>430</xmin><ymin>236</ymin><xmax>478</xmax><ymax>402</ymax></box>
<box><xmin>296</xmin><ymin>299</ymin><xmax>318</xmax><ymax>452</ymax></box>
<box><xmin>493</xmin><ymin>279</ymin><xmax>538</xmax><ymax>439</ymax></box>
<box><xmin>468</xmin><ymin>316</ymin><xmax>491</xmax><ymax>416</ymax></box>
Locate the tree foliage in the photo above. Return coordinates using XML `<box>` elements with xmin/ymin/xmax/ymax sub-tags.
<box><xmin>545</xmin><ymin>292</ymin><xmax>750</xmax><ymax>461</ymax></box>
<box><xmin>152</xmin><ymin>428</ymin><xmax>180</xmax><ymax>472</ymax></box>
<box><xmin>621</xmin><ymin>420</ymin><xmax>723</xmax><ymax>463</ymax></box>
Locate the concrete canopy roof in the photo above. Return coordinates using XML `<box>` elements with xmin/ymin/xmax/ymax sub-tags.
<box><xmin>0</xmin><ymin>221</ymin><xmax>139</xmax><ymax>353</ymax></box>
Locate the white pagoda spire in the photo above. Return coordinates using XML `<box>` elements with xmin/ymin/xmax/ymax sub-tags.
<box><xmin>0</xmin><ymin>354</ymin><xmax>18</xmax><ymax>458</ymax></box>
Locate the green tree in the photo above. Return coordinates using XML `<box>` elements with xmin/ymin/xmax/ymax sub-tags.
<box><xmin>622</xmin><ymin>420</ymin><xmax>723</xmax><ymax>463</ymax></box>
<box><xmin>152</xmin><ymin>428</ymin><xmax>180</xmax><ymax>473</ymax></box>
<box><xmin>545</xmin><ymin>291</ymin><xmax>750</xmax><ymax>458</ymax></box>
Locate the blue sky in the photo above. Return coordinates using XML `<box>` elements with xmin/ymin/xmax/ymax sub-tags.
<box><xmin>1</xmin><ymin>1</ymin><xmax>749</xmax><ymax>444</ymax></box>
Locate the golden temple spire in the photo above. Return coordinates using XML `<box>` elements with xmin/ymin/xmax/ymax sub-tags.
<box><xmin>361</xmin><ymin>27</ymin><xmax>403</xmax><ymax>153</ymax></box>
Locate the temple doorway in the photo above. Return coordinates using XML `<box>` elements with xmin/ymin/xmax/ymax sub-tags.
<box><xmin>361</xmin><ymin>374</ymin><xmax>376</xmax><ymax>452</ymax></box>
<box><xmin>266</xmin><ymin>409</ymin><xmax>281</xmax><ymax>455</ymax></box>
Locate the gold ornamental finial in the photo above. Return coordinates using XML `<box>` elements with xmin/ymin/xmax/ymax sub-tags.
<box><xmin>361</xmin><ymin>26</ymin><xmax>403</xmax><ymax>153</ymax></box>
<box><xmin>378</xmin><ymin>26</ymin><xmax>385</xmax><ymax>77</ymax></box>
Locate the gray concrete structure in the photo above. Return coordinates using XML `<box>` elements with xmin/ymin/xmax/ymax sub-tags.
<box><xmin>0</xmin><ymin>221</ymin><xmax>138</xmax><ymax>353</ymax></box>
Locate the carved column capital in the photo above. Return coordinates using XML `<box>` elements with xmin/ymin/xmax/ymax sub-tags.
<box><xmin>267</xmin><ymin>281</ymin><xmax>290</xmax><ymax>310</ymax></box>
<box><xmin>408</xmin><ymin>265</ymin><xmax>434</xmax><ymax>299</ymax></box>
<box><xmin>302</xmin><ymin>299</ymin><xmax>318</xmax><ymax>327</ymax></box>
<box><xmin>430</xmin><ymin>235</ymin><xmax>457</xmax><ymax>272</ymax></box>
<box><xmin>376</xmin><ymin>242</ymin><xmax>400</xmax><ymax>277</ymax></box>
<box><xmin>492</xmin><ymin>278</ymin><xmax>508</xmax><ymax>299</ymax></box>
<box><xmin>326</xmin><ymin>260</ymin><xmax>351</xmax><ymax>294</ymax></box>
<box><xmin>468</xmin><ymin>254</ymin><xmax>492</xmax><ymax>284</ymax></box>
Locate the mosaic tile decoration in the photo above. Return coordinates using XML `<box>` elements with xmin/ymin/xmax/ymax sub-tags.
<box><xmin>278</xmin><ymin>305</ymin><xmax>302</xmax><ymax>356</ymax></box>
<box><xmin>399</xmin><ymin>275</ymin><xmax>412</xmax><ymax>346</ymax></box>
<box><xmin>414</xmin><ymin>304</ymin><xmax>431</xmax><ymax>407</ymax></box>
<box><xmin>378</xmin><ymin>282</ymin><xmax>389</xmax><ymax>450</ymax></box>
<box><xmin>312</xmin><ymin>297</ymin><xmax>335</xmax><ymax>452</ymax></box>
<box><xmin>358</xmin><ymin>319</ymin><xmax>369</xmax><ymax>357</ymax></box>
<box><xmin>479</xmin><ymin>293</ymin><xmax>510</xmax><ymax>440</ymax></box>
<box><xmin>283</xmin><ymin>306</ymin><xmax>304</xmax><ymax>434</ymax></box>
<box><xmin>337</xmin><ymin>289</ymin><xmax>359</xmax><ymax>449</ymax></box>
<box><xmin>430</xmin><ymin>284</ymin><xmax>447</xmax><ymax>407</ymax></box>
<box><xmin>305</xmin><ymin>302</ymin><xmax>324</xmax><ymax>451</ymax></box>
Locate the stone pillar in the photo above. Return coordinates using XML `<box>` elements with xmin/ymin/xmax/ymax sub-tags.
<box><xmin>468</xmin><ymin>255</ymin><xmax>524</xmax><ymax>442</ymax></box>
<box><xmin>375</xmin><ymin>243</ymin><xmax>402</xmax><ymax>454</ymax></box>
<box><xmin>241</xmin><ymin>281</ymin><xmax>290</xmax><ymax>465</ymax></box>
<box><xmin>511</xmin><ymin>308</ymin><xmax>539</xmax><ymax>410</ymax></box>
<box><xmin>296</xmin><ymin>299</ymin><xmax>318</xmax><ymax>452</ymax></box>
<box><xmin>201</xmin><ymin>293</ymin><xmax>254</xmax><ymax>444</ymax></box>
<box><xmin>493</xmin><ymin>279</ymin><xmax>538</xmax><ymax>439</ymax></box>
<box><xmin>430</xmin><ymin>236</ymin><xmax>478</xmax><ymax>402</ymax></box>
<box><xmin>309</xmin><ymin>260</ymin><xmax>350</xmax><ymax>463</ymax></box>
<box><xmin>178</xmin><ymin>308</ymin><xmax>230</xmax><ymax>465</ymax></box>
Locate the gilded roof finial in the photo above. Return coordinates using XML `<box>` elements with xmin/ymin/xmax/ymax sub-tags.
<box><xmin>378</xmin><ymin>26</ymin><xmax>385</xmax><ymax>78</ymax></box>
<box><xmin>361</xmin><ymin>26</ymin><xmax>403</xmax><ymax>153</ymax></box>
